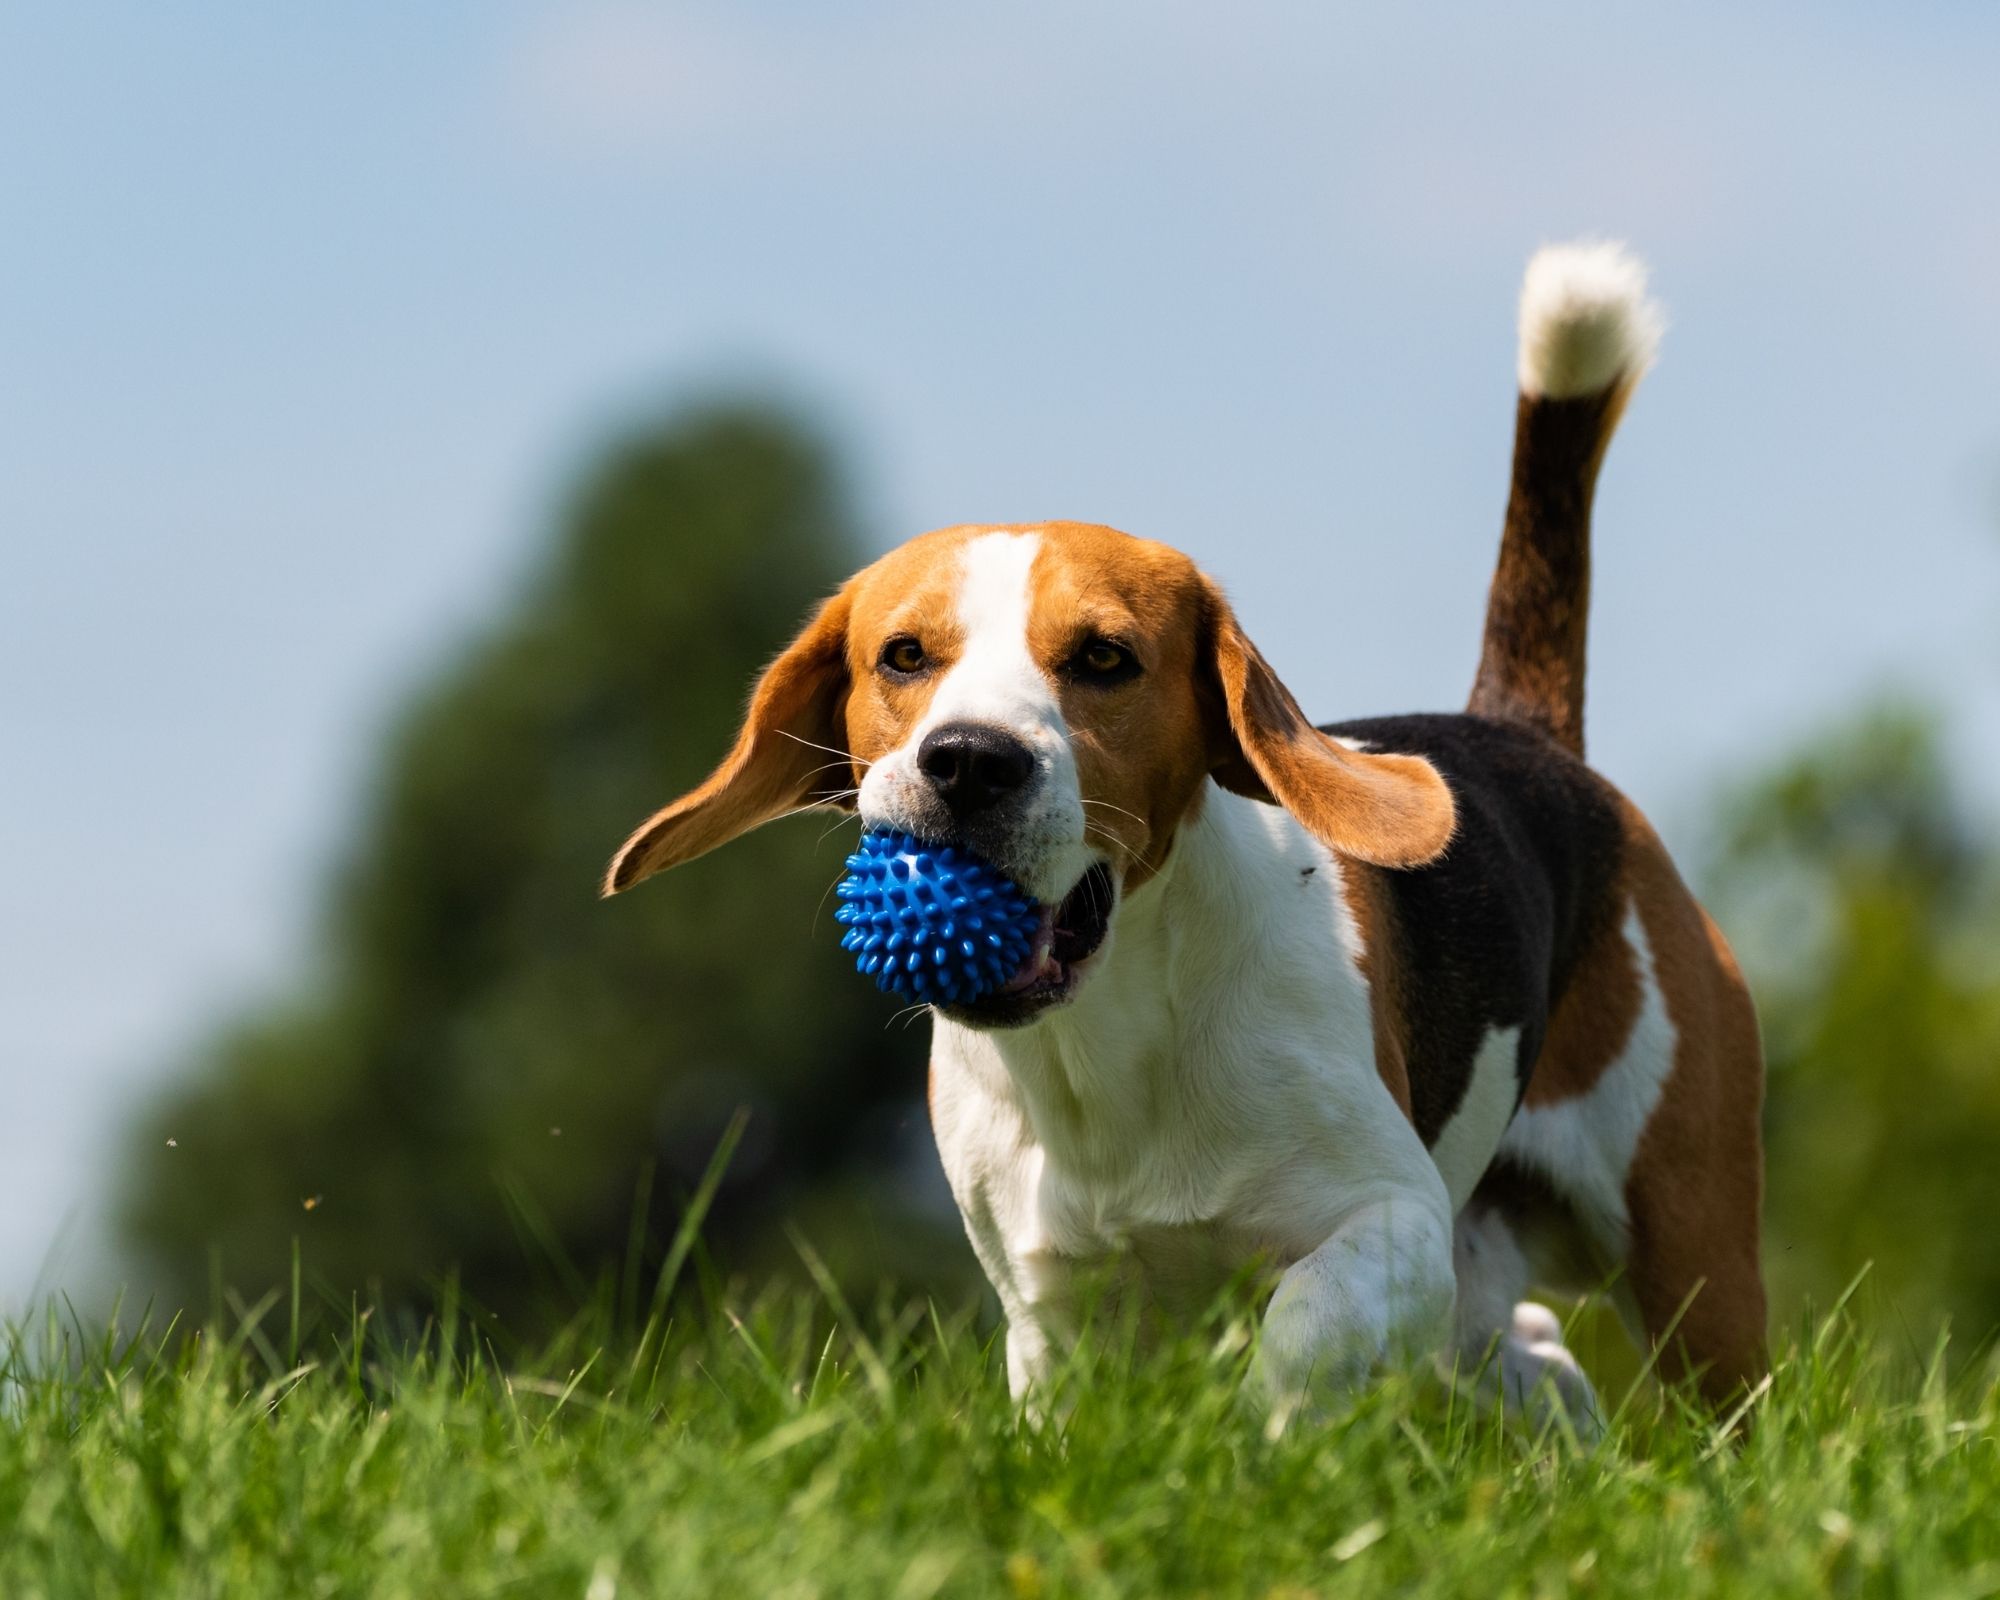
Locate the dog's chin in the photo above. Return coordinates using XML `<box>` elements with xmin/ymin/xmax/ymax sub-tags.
<box><xmin>939</xmin><ymin>861</ymin><xmax>1117</xmax><ymax>1030</ymax></box>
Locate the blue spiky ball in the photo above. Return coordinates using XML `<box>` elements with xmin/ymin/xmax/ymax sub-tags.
<box><xmin>834</xmin><ymin>829</ymin><xmax>1041</xmax><ymax>1005</ymax></box>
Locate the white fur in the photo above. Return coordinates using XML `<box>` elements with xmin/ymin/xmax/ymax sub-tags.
<box><xmin>1429</xmin><ymin>1025</ymin><xmax>1522</xmax><ymax>1212</ymax></box>
<box><xmin>1496</xmin><ymin>904</ymin><xmax>1677</xmax><ymax>1257</ymax></box>
<box><xmin>1516</xmin><ymin>240</ymin><xmax>1664</xmax><ymax>400</ymax></box>
<box><xmin>927</xmin><ymin>785</ymin><xmax>1456</xmax><ymax>1416</ymax></box>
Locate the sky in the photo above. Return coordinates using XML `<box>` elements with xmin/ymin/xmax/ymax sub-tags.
<box><xmin>2</xmin><ymin>2</ymin><xmax>1997</xmax><ymax>1306</ymax></box>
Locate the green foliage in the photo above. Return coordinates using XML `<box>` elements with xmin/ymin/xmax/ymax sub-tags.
<box><xmin>3</xmin><ymin>1285</ymin><xmax>1999</xmax><ymax>1598</ymax></box>
<box><xmin>1704</xmin><ymin>700</ymin><xmax>2000</xmax><ymax>1344</ymax></box>
<box><xmin>117</xmin><ymin>407</ymin><xmax>956</xmax><ymax>1321</ymax></box>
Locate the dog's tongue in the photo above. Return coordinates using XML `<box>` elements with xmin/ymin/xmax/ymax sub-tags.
<box><xmin>998</xmin><ymin>905</ymin><xmax>1061</xmax><ymax>994</ymax></box>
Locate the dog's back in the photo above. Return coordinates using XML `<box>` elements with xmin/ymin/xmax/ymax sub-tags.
<box><xmin>1319</xmin><ymin>711</ymin><xmax>1626</xmax><ymax>1145</ymax></box>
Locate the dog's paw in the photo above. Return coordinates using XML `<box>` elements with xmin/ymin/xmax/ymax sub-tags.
<box><xmin>1492</xmin><ymin>1305</ymin><xmax>1602</xmax><ymax>1441</ymax></box>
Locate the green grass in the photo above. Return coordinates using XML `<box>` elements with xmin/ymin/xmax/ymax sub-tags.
<box><xmin>4</xmin><ymin>1271</ymin><xmax>1999</xmax><ymax>1600</ymax></box>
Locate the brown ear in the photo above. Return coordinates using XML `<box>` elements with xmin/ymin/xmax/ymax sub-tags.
<box><xmin>603</xmin><ymin>586</ymin><xmax>854</xmax><ymax>895</ymax></box>
<box><xmin>1201</xmin><ymin>579</ymin><xmax>1456</xmax><ymax>869</ymax></box>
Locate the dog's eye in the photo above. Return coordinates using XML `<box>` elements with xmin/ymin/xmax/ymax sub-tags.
<box><xmin>1067</xmin><ymin>638</ymin><xmax>1140</xmax><ymax>683</ymax></box>
<box><xmin>881</xmin><ymin>637</ymin><xmax>928</xmax><ymax>676</ymax></box>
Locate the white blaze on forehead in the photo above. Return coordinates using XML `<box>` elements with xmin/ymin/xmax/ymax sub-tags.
<box><xmin>924</xmin><ymin>531</ymin><xmax>1051</xmax><ymax>729</ymax></box>
<box><xmin>851</xmin><ymin>527</ymin><xmax>1089</xmax><ymax>901</ymax></box>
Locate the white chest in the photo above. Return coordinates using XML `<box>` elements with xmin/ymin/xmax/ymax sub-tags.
<box><xmin>934</xmin><ymin>1082</ymin><xmax>1296</xmax><ymax>1332</ymax></box>
<box><xmin>926</xmin><ymin>787</ymin><xmax>1452</xmax><ymax>1340</ymax></box>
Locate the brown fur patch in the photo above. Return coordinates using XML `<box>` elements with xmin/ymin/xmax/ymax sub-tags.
<box><xmin>1203</xmin><ymin>581</ymin><xmax>1458</xmax><ymax>869</ymax></box>
<box><xmin>1467</xmin><ymin>385</ymin><xmax>1632</xmax><ymax>757</ymax></box>
<box><xmin>834</xmin><ymin>525</ymin><xmax>977</xmax><ymax>771</ymax></box>
<box><xmin>1616</xmin><ymin>799</ymin><xmax>1769</xmax><ymax>1403</ymax></box>
<box><xmin>604</xmin><ymin>583</ymin><xmax>858</xmax><ymax>892</ymax></box>
<box><xmin>1339</xmin><ymin>863</ymin><xmax>1415</xmax><ymax>1120</ymax></box>
<box><xmin>1027</xmin><ymin>524</ymin><xmax>1217</xmax><ymax>894</ymax></box>
<box><xmin>1523</xmin><ymin>884</ymin><xmax>1645</xmax><ymax>1107</ymax></box>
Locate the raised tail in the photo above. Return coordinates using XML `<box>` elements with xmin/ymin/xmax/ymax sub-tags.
<box><xmin>1467</xmin><ymin>241</ymin><xmax>1664</xmax><ymax>757</ymax></box>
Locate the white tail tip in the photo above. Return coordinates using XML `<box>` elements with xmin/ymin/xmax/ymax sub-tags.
<box><xmin>1516</xmin><ymin>240</ymin><xmax>1664</xmax><ymax>400</ymax></box>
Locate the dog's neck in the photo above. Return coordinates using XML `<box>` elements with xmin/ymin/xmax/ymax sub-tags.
<box><xmin>933</xmin><ymin>782</ymin><xmax>1377</xmax><ymax>1184</ymax></box>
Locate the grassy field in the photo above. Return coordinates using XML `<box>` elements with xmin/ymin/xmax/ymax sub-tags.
<box><xmin>4</xmin><ymin>1263</ymin><xmax>1999</xmax><ymax>1600</ymax></box>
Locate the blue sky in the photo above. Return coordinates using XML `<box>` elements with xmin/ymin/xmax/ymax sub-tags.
<box><xmin>3</xmin><ymin>2</ymin><xmax>1997</xmax><ymax>1304</ymax></box>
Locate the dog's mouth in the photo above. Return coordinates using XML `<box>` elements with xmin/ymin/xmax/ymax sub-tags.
<box><xmin>943</xmin><ymin>862</ymin><xmax>1117</xmax><ymax>1028</ymax></box>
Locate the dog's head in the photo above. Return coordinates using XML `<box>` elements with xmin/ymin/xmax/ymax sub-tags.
<box><xmin>604</xmin><ymin>523</ymin><xmax>1453</xmax><ymax>1027</ymax></box>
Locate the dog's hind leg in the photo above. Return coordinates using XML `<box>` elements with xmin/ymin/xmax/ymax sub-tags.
<box><xmin>1450</xmin><ymin>1204</ymin><xmax>1602</xmax><ymax>1435</ymax></box>
<box><xmin>1617</xmin><ymin>842</ymin><xmax>1770</xmax><ymax>1408</ymax></box>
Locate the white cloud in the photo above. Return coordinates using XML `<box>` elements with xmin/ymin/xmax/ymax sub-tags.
<box><xmin>495</xmin><ymin>3</ymin><xmax>1126</xmax><ymax>167</ymax></box>
<box><xmin>488</xmin><ymin>2</ymin><xmax>1751</xmax><ymax>269</ymax></box>
<box><xmin>492</xmin><ymin>2</ymin><xmax>1383</xmax><ymax>173</ymax></box>
<box><xmin>500</xmin><ymin>5</ymin><xmax>804</xmax><ymax>157</ymax></box>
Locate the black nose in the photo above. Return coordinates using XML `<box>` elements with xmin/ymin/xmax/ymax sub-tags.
<box><xmin>917</xmin><ymin>723</ymin><xmax>1036</xmax><ymax>816</ymax></box>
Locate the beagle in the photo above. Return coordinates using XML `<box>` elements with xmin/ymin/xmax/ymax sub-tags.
<box><xmin>605</xmin><ymin>241</ymin><xmax>1766</xmax><ymax>1427</ymax></box>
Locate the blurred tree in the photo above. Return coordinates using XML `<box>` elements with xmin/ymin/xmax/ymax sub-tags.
<box><xmin>1703</xmin><ymin>701</ymin><xmax>2000</xmax><ymax>1345</ymax></box>
<box><xmin>118</xmin><ymin>406</ymin><xmax>967</xmax><ymax>1319</ymax></box>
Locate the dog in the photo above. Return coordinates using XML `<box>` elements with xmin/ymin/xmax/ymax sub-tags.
<box><xmin>604</xmin><ymin>241</ymin><xmax>1767</xmax><ymax>1428</ymax></box>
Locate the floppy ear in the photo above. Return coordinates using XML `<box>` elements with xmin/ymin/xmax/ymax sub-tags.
<box><xmin>604</xmin><ymin>586</ymin><xmax>854</xmax><ymax>896</ymax></box>
<box><xmin>1201</xmin><ymin>579</ymin><xmax>1456</xmax><ymax>869</ymax></box>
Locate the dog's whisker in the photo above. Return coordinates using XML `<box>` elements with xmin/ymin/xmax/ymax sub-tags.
<box><xmin>1083</xmin><ymin>821</ymin><xmax>1154</xmax><ymax>874</ymax></box>
<box><xmin>816</xmin><ymin>811</ymin><xmax>864</xmax><ymax>846</ymax></box>
<box><xmin>1082</xmin><ymin>833</ymin><xmax>1133</xmax><ymax>871</ymax></box>
<box><xmin>777</xmin><ymin>731</ymin><xmax>872</xmax><ymax>768</ymax></box>
<box><xmin>768</xmin><ymin>793</ymin><xmax>858</xmax><ymax>829</ymax></box>
<box><xmin>1081</xmin><ymin>798</ymin><xmax>1148</xmax><ymax>828</ymax></box>
<box><xmin>1081</xmin><ymin>820</ymin><xmax>1145</xmax><ymax>859</ymax></box>
<box><xmin>1073</xmin><ymin>835</ymin><xmax>1117</xmax><ymax>919</ymax></box>
<box><xmin>811</xmin><ymin>851</ymin><xmax>863</xmax><ymax>933</ymax></box>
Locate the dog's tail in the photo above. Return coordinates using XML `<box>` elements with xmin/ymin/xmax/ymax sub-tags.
<box><xmin>1466</xmin><ymin>241</ymin><xmax>1664</xmax><ymax>757</ymax></box>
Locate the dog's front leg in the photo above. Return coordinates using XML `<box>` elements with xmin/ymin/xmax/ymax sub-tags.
<box><xmin>1253</xmin><ymin>1187</ymin><xmax>1456</xmax><ymax>1426</ymax></box>
<box><xmin>1005</xmin><ymin>1319</ymin><xmax>1057</xmax><ymax>1403</ymax></box>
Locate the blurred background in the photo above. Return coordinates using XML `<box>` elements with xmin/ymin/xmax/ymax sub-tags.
<box><xmin>4</xmin><ymin>4</ymin><xmax>1998</xmax><ymax>1343</ymax></box>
